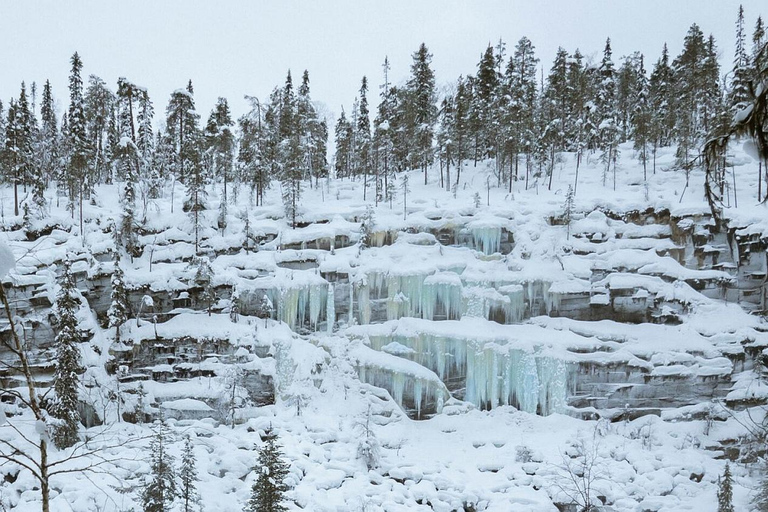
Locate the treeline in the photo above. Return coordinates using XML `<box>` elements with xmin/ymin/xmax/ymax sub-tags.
<box><xmin>0</xmin><ymin>7</ymin><xmax>765</xmax><ymax>240</ymax></box>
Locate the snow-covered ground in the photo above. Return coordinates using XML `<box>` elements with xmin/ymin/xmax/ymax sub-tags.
<box><xmin>2</xmin><ymin>142</ymin><xmax>768</xmax><ymax>511</ymax></box>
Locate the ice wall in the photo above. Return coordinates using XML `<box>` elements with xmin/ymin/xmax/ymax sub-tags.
<box><xmin>365</xmin><ymin>328</ymin><xmax>571</xmax><ymax>415</ymax></box>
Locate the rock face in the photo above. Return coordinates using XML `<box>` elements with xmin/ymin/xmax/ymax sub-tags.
<box><xmin>2</xmin><ymin>202</ymin><xmax>766</xmax><ymax>424</ymax></box>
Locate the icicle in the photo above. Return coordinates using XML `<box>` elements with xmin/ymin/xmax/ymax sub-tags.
<box><xmin>358</xmin><ymin>283</ymin><xmax>371</xmax><ymax>325</ymax></box>
<box><xmin>414</xmin><ymin>379</ymin><xmax>423</xmax><ymax>418</ymax></box>
<box><xmin>326</xmin><ymin>285</ymin><xmax>335</xmax><ymax>333</ymax></box>
<box><xmin>471</xmin><ymin>226</ymin><xmax>502</xmax><ymax>255</ymax></box>
<box><xmin>349</xmin><ymin>279</ymin><xmax>354</xmax><ymax>325</ymax></box>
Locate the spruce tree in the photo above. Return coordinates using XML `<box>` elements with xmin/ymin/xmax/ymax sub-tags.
<box><xmin>730</xmin><ymin>5</ymin><xmax>752</xmax><ymax>115</ymax></box>
<box><xmin>473</xmin><ymin>45</ymin><xmax>501</xmax><ymax>160</ymax></box>
<box><xmin>278</xmin><ymin>71</ymin><xmax>303</xmax><ymax>228</ymax></box>
<box><xmin>237</xmin><ymin>96</ymin><xmax>269</xmax><ymax>206</ymax></box>
<box><xmin>406</xmin><ymin>43</ymin><xmax>437</xmax><ymax>183</ymax></box>
<box><xmin>633</xmin><ymin>54</ymin><xmax>652</xmax><ymax>180</ymax></box>
<box><xmin>141</xmin><ymin>423</ymin><xmax>176</xmax><ymax>512</ymax></box>
<box><xmin>84</xmin><ymin>75</ymin><xmax>115</xmax><ymax>185</ymax></box>
<box><xmin>51</xmin><ymin>260</ymin><xmax>84</xmax><ymax>449</ymax></box>
<box><xmin>563</xmin><ymin>185</ymin><xmax>575</xmax><ymax>239</ymax></box>
<box><xmin>137</xmin><ymin>90</ymin><xmax>155</xmax><ymax>176</ymax></box>
<box><xmin>166</xmin><ymin>81</ymin><xmax>200</xmax><ymax>183</ymax></box>
<box><xmin>108</xmin><ymin>255</ymin><xmax>130</xmax><ymax>343</ymax></box>
<box><xmin>374</xmin><ymin>57</ymin><xmax>398</xmax><ymax>201</ymax></box>
<box><xmin>649</xmin><ymin>43</ymin><xmax>674</xmax><ymax>173</ymax></box>
<box><xmin>672</xmin><ymin>24</ymin><xmax>708</xmax><ymax>168</ymax></box>
<box><xmin>205</xmin><ymin>97</ymin><xmax>235</xmax><ymax>200</ymax></box>
<box><xmin>38</xmin><ymin>80</ymin><xmax>59</xmax><ymax>210</ymax></box>
<box><xmin>356</xmin><ymin>76</ymin><xmax>372</xmax><ymax>199</ymax></box>
<box><xmin>184</xmin><ymin>129</ymin><xmax>206</xmax><ymax>254</ymax></box>
<box><xmin>178</xmin><ymin>435</ymin><xmax>200</xmax><ymax>512</ymax></box>
<box><xmin>504</xmin><ymin>36</ymin><xmax>539</xmax><ymax>191</ymax></box>
<box><xmin>192</xmin><ymin>256</ymin><xmax>215</xmax><ymax>315</ymax></box>
<box><xmin>596</xmin><ymin>38</ymin><xmax>620</xmax><ymax>190</ymax></box>
<box><xmin>754</xmin><ymin>16</ymin><xmax>767</xmax><ymax>78</ymax></box>
<box><xmin>334</xmin><ymin>109</ymin><xmax>353</xmax><ymax>179</ymax></box>
<box><xmin>717</xmin><ymin>463</ymin><xmax>734</xmax><ymax>512</ymax></box>
<box><xmin>67</xmin><ymin>52</ymin><xmax>90</xmax><ymax>228</ymax></box>
<box><xmin>245</xmin><ymin>428</ymin><xmax>290</xmax><ymax>512</ymax></box>
<box><xmin>3</xmin><ymin>100</ymin><xmax>21</xmax><ymax>213</ymax></box>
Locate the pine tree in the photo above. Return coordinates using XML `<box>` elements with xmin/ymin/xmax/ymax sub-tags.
<box><xmin>237</xmin><ymin>96</ymin><xmax>269</xmax><ymax>206</ymax></box>
<box><xmin>357</xmin><ymin>405</ymin><xmax>380</xmax><ymax>470</ymax></box>
<box><xmin>649</xmin><ymin>43</ymin><xmax>674</xmax><ymax>173</ymax></box>
<box><xmin>451</xmin><ymin>76</ymin><xmax>472</xmax><ymax>190</ymax></box>
<box><xmin>3</xmin><ymin>100</ymin><xmax>21</xmax><ymax>213</ymax></box>
<box><xmin>51</xmin><ymin>260</ymin><xmax>84</xmax><ymax>449</ymax></box>
<box><xmin>633</xmin><ymin>54</ymin><xmax>652</xmax><ymax>180</ymax></box>
<box><xmin>67</xmin><ymin>52</ymin><xmax>90</xmax><ymax>229</ymax></box>
<box><xmin>34</xmin><ymin>80</ymin><xmax>58</xmax><ymax>216</ymax></box>
<box><xmin>505</xmin><ymin>36</ymin><xmax>539</xmax><ymax>191</ymax></box>
<box><xmin>474</xmin><ymin>45</ymin><xmax>501</xmax><ymax>160</ymax></box>
<box><xmin>192</xmin><ymin>256</ymin><xmax>215</xmax><ymax>315</ymax></box>
<box><xmin>563</xmin><ymin>185</ymin><xmax>575</xmax><ymax>239</ymax></box>
<box><xmin>230</xmin><ymin>285</ymin><xmax>241</xmax><ymax>323</ymax></box>
<box><xmin>205</xmin><ymin>97</ymin><xmax>235</xmax><ymax>201</ymax></box>
<box><xmin>184</xmin><ymin>128</ymin><xmax>206</xmax><ymax>254</ymax></box>
<box><xmin>373</xmin><ymin>58</ymin><xmax>400</xmax><ymax>203</ymax></box>
<box><xmin>108</xmin><ymin>256</ymin><xmax>130</xmax><ymax>343</ymax></box>
<box><xmin>334</xmin><ymin>109</ymin><xmax>353</xmax><ymax>179</ymax></box>
<box><xmin>84</xmin><ymin>75</ymin><xmax>115</xmax><ymax>185</ymax></box>
<box><xmin>279</xmin><ymin>71</ymin><xmax>303</xmax><ymax>228</ymax></box>
<box><xmin>245</xmin><ymin>428</ymin><xmax>290</xmax><ymax>512</ymax></box>
<box><xmin>141</xmin><ymin>423</ymin><xmax>176</xmax><ymax>512</ymax></box>
<box><xmin>731</xmin><ymin>5</ymin><xmax>752</xmax><ymax>115</ymax></box>
<box><xmin>120</xmin><ymin>155</ymin><xmax>140</xmax><ymax>258</ymax></box>
<box><xmin>596</xmin><ymin>38</ymin><xmax>620</xmax><ymax>190</ymax></box>
<box><xmin>166</xmin><ymin>81</ymin><xmax>200</xmax><ymax>182</ymax></box>
<box><xmin>178</xmin><ymin>435</ymin><xmax>200</xmax><ymax>512</ymax></box>
<box><xmin>137</xmin><ymin>90</ymin><xmax>155</xmax><ymax>176</ymax></box>
<box><xmin>358</xmin><ymin>204</ymin><xmax>375</xmax><ymax>250</ymax></box>
<box><xmin>356</xmin><ymin>76</ymin><xmax>372</xmax><ymax>199</ymax></box>
<box><xmin>717</xmin><ymin>463</ymin><xmax>734</xmax><ymax>512</ymax></box>
<box><xmin>672</xmin><ymin>24</ymin><xmax>708</xmax><ymax>168</ymax></box>
<box><xmin>406</xmin><ymin>43</ymin><xmax>437</xmax><ymax>183</ymax></box>
<box><xmin>754</xmin><ymin>16</ymin><xmax>767</xmax><ymax>78</ymax></box>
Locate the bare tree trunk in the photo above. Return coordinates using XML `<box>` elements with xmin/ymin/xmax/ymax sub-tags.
<box><xmin>0</xmin><ymin>284</ymin><xmax>51</xmax><ymax>512</ymax></box>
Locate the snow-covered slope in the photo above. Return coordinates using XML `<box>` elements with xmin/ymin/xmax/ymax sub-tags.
<box><xmin>1</xmin><ymin>142</ymin><xmax>768</xmax><ymax>511</ymax></box>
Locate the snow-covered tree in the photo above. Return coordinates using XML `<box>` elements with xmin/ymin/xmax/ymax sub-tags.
<box><xmin>717</xmin><ymin>463</ymin><xmax>734</xmax><ymax>512</ymax></box>
<box><xmin>84</xmin><ymin>75</ymin><xmax>115</xmax><ymax>185</ymax></box>
<box><xmin>192</xmin><ymin>256</ymin><xmax>215</xmax><ymax>315</ymax></box>
<box><xmin>334</xmin><ymin>109</ymin><xmax>353</xmax><ymax>179</ymax></box>
<box><xmin>166</xmin><ymin>81</ymin><xmax>200</xmax><ymax>183</ymax></box>
<box><xmin>406</xmin><ymin>43</ymin><xmax>438</xmax><ymax>183</ymax></box>
<box><xmin>245</xmin><ymin>428</ymin><xmax>290</xmax><ymax>512</ymax></box>
<box><xmin>633</xmin><ymin>54</ymin><xmax>652</xmax><ymax>180</ymax></box>
<box><xmin>730</xmin><ymin>5</ymin><xmax>752</xmax><ymax>115</ymax></box>
<box><xmin>358</xmin><ymin>204</ymin><xmax>375</xmax><ymax>250</ymax></box>
<box><xmin>140</xmin><ymin>423</ymin><xmax>176</xmax><ymax>512</ymax></box>
<box><xmin>562</xmin><ymin>185</ymin><xmax>575</xmax><ymax>239</ymax></box>
<box><xmin>108</xmin><ymin>255</ymin><xmax>131</xmax><ymax>343</ymax></box>
<box><xmin>51</xmin><ymin>260</ymin><xmax>84</xmax><ymax>449</ymax></box>
<box><xmin>230</xmin><ymin>285</ymin><xmax>241</xmax><ymax>323</ymax></box>
<box><xmin>67</xmin><ymin>52</ymin><xmax>90</xmax><ymax>227</ymax></box>
<box><xmin>357</xmin><ymin>405</ymin><xmax>381</xmax><ymax>470</ymax></box>
<box><xmin>178</xmin><ymin>435</ymin><xmax>200</xmax><ymax>512</ymax></box>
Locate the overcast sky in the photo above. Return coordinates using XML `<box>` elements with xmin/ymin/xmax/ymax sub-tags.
<box><xmin>0</xmin><ymin>1</ymin><xmax>765</xmax><ymax>127</ymax></box>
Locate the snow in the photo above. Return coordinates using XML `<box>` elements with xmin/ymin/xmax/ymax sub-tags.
<box><xmin>2</xmin><ymin>140</ymin><xmax>768</xmax><ymax>511</ymax></box>
<box><xmin>160</xmin><ymin>398</ymin><xmax>213</xmax><ymax>411</ymax></box>
<box><xmin>0</xmin><ymin>240</ymin><xmax>15</xmax><ymax>280</ymax></box>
